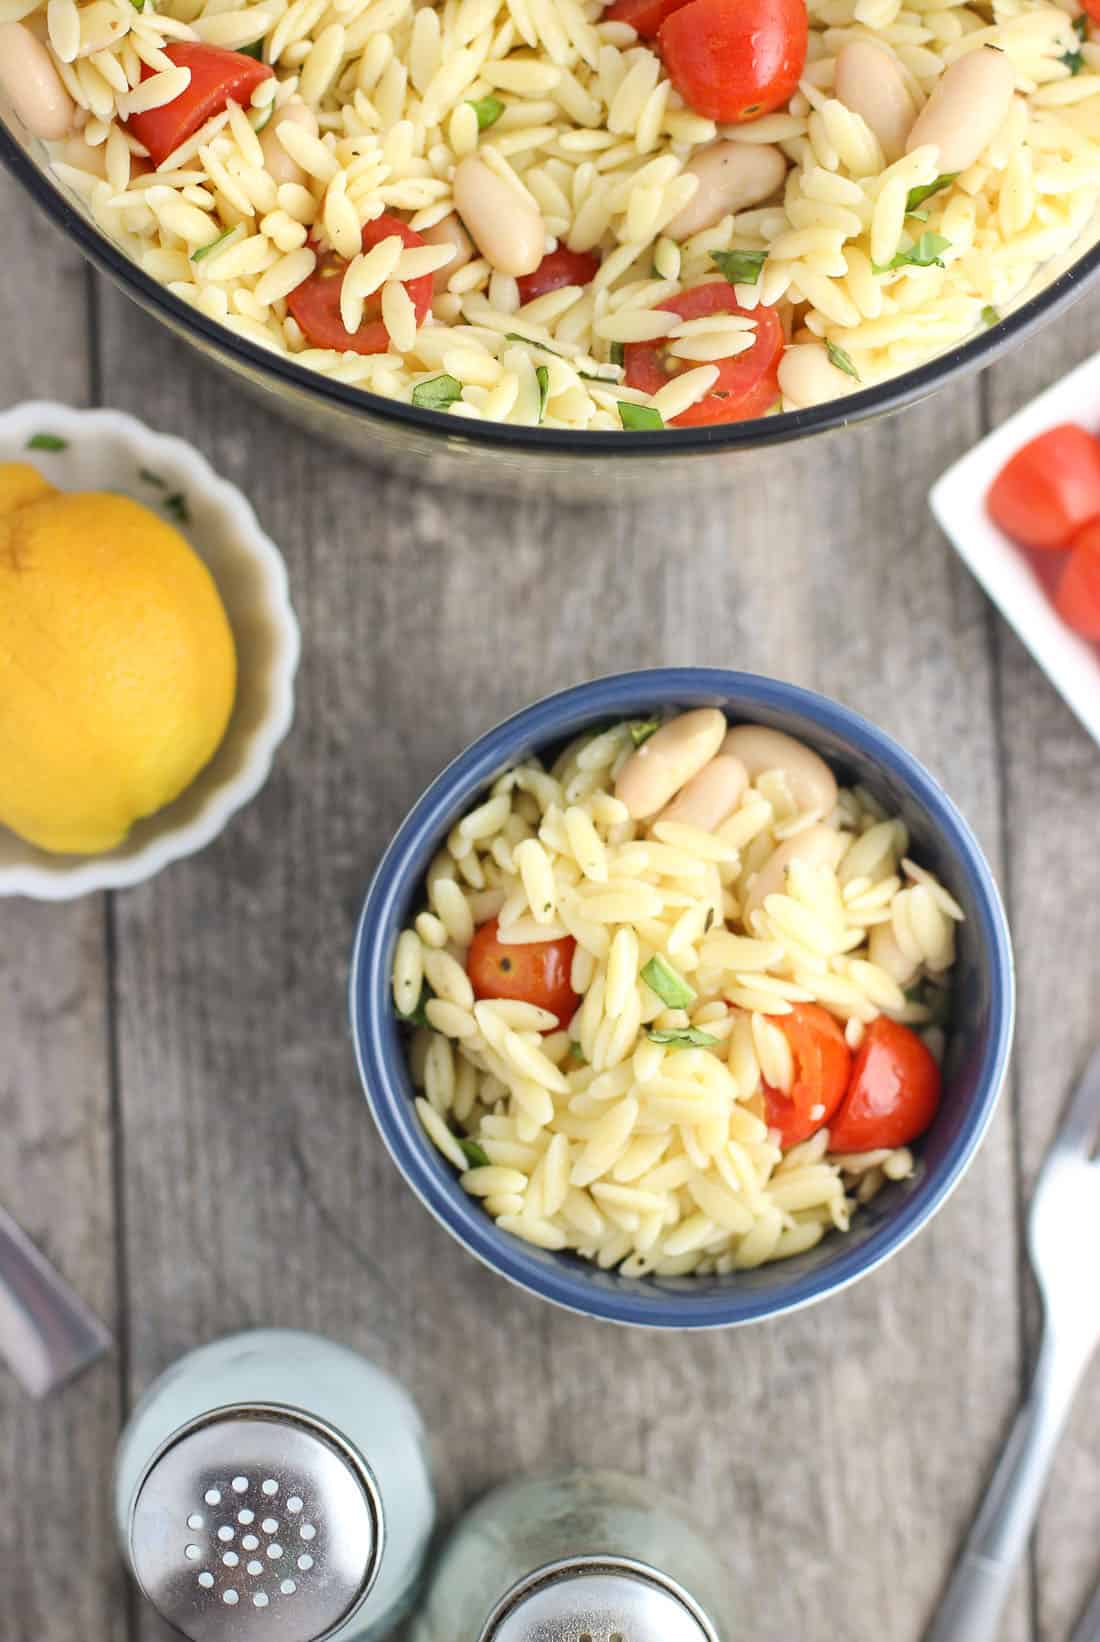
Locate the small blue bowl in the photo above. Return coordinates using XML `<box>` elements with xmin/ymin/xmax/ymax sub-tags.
<box><xmin>350</xmin><ymin>670</ymin><xmax>1014</xmax><ymax>1329</ymax></box>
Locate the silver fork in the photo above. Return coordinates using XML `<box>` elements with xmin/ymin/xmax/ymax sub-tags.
<box><xmin>926</xmin><ymin>1047</ymin><xmax>1100</xmax><ymax>1642</ymax></box>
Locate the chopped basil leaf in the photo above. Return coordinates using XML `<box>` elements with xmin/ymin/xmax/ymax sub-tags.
<box><xmin>535</xmin><ymin>365</ymin><xmax>550</xmax><ymax>423</ymax></box>
<box><xmin>905</xmin><ymin>174</ymin><xmax>957</xmax><ymax>214</ymax></box>
<box><xmin>26</xmin><ymin>433</ymin><xmax>67</xmax><ymax>451</ymax></box>
<box><xmin>641</xmin><ymin>954</ymin><xmax>697</xmax><ymax>1010</ymax></box>
<box><xmin>504</xmin><ymin>332</ymin><xmax>566</xmax><ymax>358</ymax></box>
<box><xmin>397</xmin><ymin>980</ymin><xmax>434</xmax><ymax>1028</ymax></box>
<box><xmin>908</xmin><ymin>209</ymin><xmax>929</xmax><ymax>222</ymax></box>
<box><xmin>577</xmin><ymin>368</ymin><xmax>621</xmax><ymax>383</ymax></box>
<box><xmin>128</xmin><ymin>0</ymin><xmax>151</xmax><ymax>9</ymax></box>
<box><xmin>412</xmin><ymin>373</ymin><xmax>463</xmax><ymax>411</ymax></box>
<box><xmin>1062</xmin><ymin>45</ymin><xmax>1085</xmax><ymax>72</ymax></box>
<box><xmin>711</xmin><ymin>248</ymin><xmax>767</xmax><ymax>288</ymax></box>
<box><xmin>139</xmin><ymin>467</ymin><xmax>166</xmax><ymax>487</ymax></box>
<box><xmin>191</xmin><ymin>227</ymin><xmax>236</xmax><ymax>263</ymax></box>
<box><xmin>981</xmin><ymin>304</ymin><xmax>999</xmax><ymax>327</ymax></box>
<box><xmin>468</xmin><ymin>94</ymin><xmax>505</xmax><ymax>130</ymax></box>
<box><xmin>629</xmin><ymin>717</ymin><xmax>661</xmax><ymax>747</ymax></box>
<box><xmin>1076</xmin><ymin>10</ymin><xmax>1089</xmax><ymax>35</ymax></box>
<box><xmin>873</xmin><ymin>232</ymin><xmax>951</xmax><ymax>274</ymax></box>
<box><xmin>459</xmin><ymin>1138</ymin><xmax>490</xmax><ymax>1168</ymax></box>
<box><xmin>569</xmin><ymin>1041</ymin><xmax>587</xmax><ymax>1064</ymax></box>
<box><xmin>825</xmin><ymin>339</ymin><xmax>861</xmax><ymax>381</ymax></box>
<box><xmin>618</xmin><ymin>401</ymin><xmax>664</xmax><ymax>430</ymax></box>
<box><xmin>609</xmin><ymin>340</ymin><xmax>625</xmax><ymax>368</ymax></box>
<box><xmin>163</xmin><ymin>492</ymin><xmax>191</xmax><ymax>525</ymax></box>
<box><xmin>238</xmin><ymin>39</ymin><xmax>264</xmax><ymax>57</ymax></box>
<box><xmin>647</xmin><ymin>1026</ymin><xmax>720</xmax><ymax>1047</ymax></box>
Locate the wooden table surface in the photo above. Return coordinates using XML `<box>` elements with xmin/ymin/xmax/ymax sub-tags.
<box><xmin>3</xmin><ymin>159</ymin><xmax>1100</xmax><ymax>1642</ymax></box>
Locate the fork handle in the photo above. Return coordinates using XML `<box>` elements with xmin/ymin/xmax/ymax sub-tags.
<box><xmin>925</xmin><ymin>1332</ymin><xmax>1087</xmax><ymax>1642</ymax></box>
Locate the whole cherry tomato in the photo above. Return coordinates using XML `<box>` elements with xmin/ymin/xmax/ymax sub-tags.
<box><xmin>762</xmin><ymin>1002</ymin><xmax>852</xmax><ymax>1148</ymax></box>
<box><xmin>658</xmin><ymin>0</ymin><xmax>808</xmax><ymax>124</ymax></box>
<box><xmin>828</xmin><ymin>1017</ymin><xmax>942</xmax><ymax>1151</ymax></box>
<box><xmin>466</xmin><ymin>919</ymin><xmax>579</xmax><ymax>1029</ymax></box>
<box><xmin>623</xmin><ymin>282</ymin><xmax>784</xmax><ymax>426</ymax></box>
<box><xmin>516</xmin><ymin>248</ymin><xmax>600</xmax><ymax>305</ymax></box>
<box><xmin>125</xmin><ymin>44</ymin><xmax>273</xmax><ymax>167</ymax></box>
<box><xmin>1055</xmin><ymin>522</ymin><xmax>1100</xmax><ymax>639</ymax></box>
<box><xmin>605</xmin><ymin>0</ymin><xmax>693</xmax><ymax>38</ymax></box>
<box><xmin>987</xmin><ymin>423</ymin><xmax>1100</xmax><ymax>550</ymax></box>
<box><xmin>286</xmin><ymin>215</ymin><xmax>433</xmax><ymax>356</ymax></box>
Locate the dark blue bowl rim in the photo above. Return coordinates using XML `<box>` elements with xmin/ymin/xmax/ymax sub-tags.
<box><xmin>350</xmin><ymin>668</ymin><xmax>1015</xmax><ymax>1329</ymax></box>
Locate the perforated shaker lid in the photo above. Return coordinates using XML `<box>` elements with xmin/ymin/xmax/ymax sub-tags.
<box><xmin>127</xmin><ymin>1403</ymin><xmax>383</xmax><ymax>1642</ymax></box>
<box><xmin>481</xmin><ymin>1557</ymin><xmax>720</xmax><ymax>1642</ymax></box>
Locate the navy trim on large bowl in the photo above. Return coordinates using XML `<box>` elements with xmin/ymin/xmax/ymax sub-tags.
<box><xmin>350</xmin><ymin>669</ymin><xmax>1015</xmax><ymax>1328</ymax></box>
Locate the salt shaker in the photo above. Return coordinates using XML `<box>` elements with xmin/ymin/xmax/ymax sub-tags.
<box><xmin>114</xmin><ymin>1327</ymin><xmax>435</xmax><ymax>1642</ymax></box>
<box><xmin>412</xmin><ymin>1470</ymin><xmax>733</xmax><ymax>1642</ymax></box>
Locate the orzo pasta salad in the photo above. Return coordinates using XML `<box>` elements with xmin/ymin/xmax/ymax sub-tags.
<box><xmin>392</xmin><ymin>710</ymin><xmax>961</xmax><ymax>1277</ymax></box>
<box><xmin>6</xmin><ymin>0</ymin><xmax>1100</xmax><ymax>429</ymax></box>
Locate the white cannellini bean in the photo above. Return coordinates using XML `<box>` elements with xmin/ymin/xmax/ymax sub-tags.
<box><xmin>0</xmin><ymin>21</ymin><xmax>75</xmax><ymax>139</ymax></box>
<box><xmin>420</xmin><ymin>211</ymin><xmax>475</xmax><ymax>292</ymax></box>
<box><xmin>743</xmin><ymin>824</ymin><xmax>847</xmax><ymax>918</ymax></box>
<box><xmin>614</xmin><ymin>709</ymin><xmax>727</xmax><ymax>821</ymax></box>
<box><xmin>834</xmin><ymin>42</ymin><xmax>916</xmax><ymax>164</ymax></box>
<box><xmin>905</xmin><ymin>46</ymin><xmax>1016</xmax><ymax>174</ymax></box>
<box><xmin>778</xmin><ymin>343</ymin><xmax>860</xmax><ymax>410</ymax></box>
<box><xmin>656</xmin><ymin>753</ymin><xmax>748</xmax><ymax>833</ymax></box>
<box><xmin>260</xmin><ymin>99</ymin><xmax>319</xmax><ymax>189</ymax></box>
<box><xmin>665</xmin><ymin>143</ymin><xmax>787</xmax><ymax>240</ymax></box>
<box><xmin>721</xmin><ymin>726</ymin><xmax>837</xmax><ymax>815</ymax></box>
<box><xmin>452</xmin><ymin>155</ymin><xmax>544</xmax><ymax>277</ymax></box>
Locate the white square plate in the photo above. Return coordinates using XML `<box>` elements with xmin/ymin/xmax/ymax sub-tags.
<box><xmin>930</xmin><ymin>353</ymin><xmax>1100</xmax><ymax>749</ymax></box>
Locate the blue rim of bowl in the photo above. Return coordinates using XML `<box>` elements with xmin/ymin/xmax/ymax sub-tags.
<box><xmin>350</xmin><ymin>669</ymin><xmax>1015</xmax><ymax>1328</ymax></box>
<box><xmin>3</xmin><ymin>119</ymin><xmax>1099</xmax><ymax>458</ymax></box>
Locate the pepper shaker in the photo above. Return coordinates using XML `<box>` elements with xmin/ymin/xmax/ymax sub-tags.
<box><xmin>114</xmin><ymin>1327</ymin><xmax>435</xmax><ymax>1642</ymax></box>
<box><xmin>412</xmin><ymin>1470</ymin><xmax>733</xmax><ymax>1642</ymax></box>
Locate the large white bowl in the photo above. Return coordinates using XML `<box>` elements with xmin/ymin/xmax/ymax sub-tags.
<box><xmin>0</xmin><ymin>400</ymin><xmax>300</xmax><ymax>899</ymax></box>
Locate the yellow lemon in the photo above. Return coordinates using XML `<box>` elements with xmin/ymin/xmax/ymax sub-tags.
<box><xmin>0</xmin><ymin>490</ymin><xmax>237</xmax><ymax>854</ymax></box>
<box><xmin>0</xmin><ymin>460</ymin><xmax>55</xmax><ymax>515</ymax></box>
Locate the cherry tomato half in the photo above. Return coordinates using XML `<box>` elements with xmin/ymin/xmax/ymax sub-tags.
<box><xmin>605</xmin><ymin>0</ymin><xmax>693</xmax><ymax>39</ymax></box>
<box><xmin>987</xmin><ymin>423</ymin><xmax>1100</xmax><ymax>551</ymax></box>
<box><xmin>762</xmin><ymin>1003</ymin><xmax>852</xmax><ymax>1149</ymax></box>
<box><xmin>623</xmin><ymin>282</ymin><xmax>784</xmax><ymax>426</ymax></box>
<box><xmin>126</xmin><ymin>44</ymin><xmax>273</xmax><ymax>168</ymax></box>
<box><xmin>516</xmin><ymin>248</ymin><xmax>601</xmax><ymax>305</ymax></box>
<box><xmin>466</xmin><ymin>919</ymin><xmax>579</xmax><ymax>1029</ymax></box>
<box><xmin>828</xmin><ymin>1017</ymin><xmax>941</xmax><ymax>1152</ymax></box>
<box><xmin>1055</xmin><ymin>521</ymin><xmax>1100</xmax><ymax>639</ymax></box>
<box><xmin>286</xmin><ymin>215</ymin><xmax>433</xmax><ymax>356</ymax></box>
<box><xmin>658</xmin><ymin>0</ymin><xmax>808</xmax><ymax>124</ymax></box>
<box><xmin>1082</xmin><ymin>0</ymin><xmax>1098</xmax><ymax>26</ymax></box>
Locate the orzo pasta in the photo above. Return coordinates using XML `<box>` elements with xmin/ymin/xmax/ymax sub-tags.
<box><xmin>6</xmin><ymin>0</ymin><xmax>1100</xmax><ymax>429</ymax></box>
<box><xmin>391</xmin><ymin>709</ymin><xmax>960</xmax><ymax>1276</ymax></box>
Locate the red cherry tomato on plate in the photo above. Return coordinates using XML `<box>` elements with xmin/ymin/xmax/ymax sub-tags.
<box><xmin>516</xmin><ymin>248</ymin><xmax>601</xmax><ymax>305</ymax></box>
<box><xmin>1055</xmin><ymin>521</ymin><xmax>1100</xmax><ymax>639</ymax></box>
<box><xmin>605</xmin><ymin>0</ymin><xmax>693</xmax><ymax>39</ymax></box>
<box><xmin>658</xmin><ymin>0</ymin><xmax>808</xmax><ymax>124</ymax></box>
<box><xmin>828</xmin><ymin>1017</ymin><xmax>942</xmax><ymax>1152</ymax></box>
<box><xmin>125</xmin><ymin>44</ymin><xmax>273</xmax><ymax>167</ymax></box>
<box><xmin>986</xmin><ymin>423</ymin><xmax>1100</xmax><ymax>550</ymax></box>
<box><xmin>467</xmin><ymin>919</ymin><xmax>579</xmax><ymax>1029</ymax></box>
<box><xmin>286</xmin><ymin>215</ymin><xmax>433</xmax><ymax>356</ymax></box>
<box><xmin>761</xmin><ymin>1003</ymin><xmax>852</xmax><ymax>1149</ymax></box>
<box><xmin>623</xmin><ymin>282</ymin><xmax>784</xmax><ymax>426</ymax></box>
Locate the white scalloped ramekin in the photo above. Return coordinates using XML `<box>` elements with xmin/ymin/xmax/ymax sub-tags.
<box><xmin>0</xmin><ymin>401</ymin><xmax>300</xmax><ymax>900</ymax></box>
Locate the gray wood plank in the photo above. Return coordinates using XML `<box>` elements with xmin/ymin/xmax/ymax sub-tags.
<box><xmin>982</xmin><ymin>305</ymin><xmax>1100</xmax><ymax>1642</ymax></box>
<box><xmin>92</xmin><ymin>270</ymin><xmax>1027</xmax><ymax>1642</ymax></box>
<box><xmin>0</xmin><ymin>173</ymin><xmax>124</xmax><ymax>1642</ymax></box>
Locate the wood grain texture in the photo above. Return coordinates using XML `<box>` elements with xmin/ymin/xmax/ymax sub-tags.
<box><xmin>87</xmin><ymin>275</ymin><xmax>1028</xmax><ymax>1642</ymax></box>
<box><xmin>984</xmin><ymin>315</ymin><xmax>1100</xmax><ymax>1642</ymax></box>
<box><xmin>0</xmin><ymin>171</ymin><xmax>125</xmax><ymax>1642</ymax></box>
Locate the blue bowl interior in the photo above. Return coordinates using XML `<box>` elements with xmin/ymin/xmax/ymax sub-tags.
<box><xmin>351</xmin><ymin>670</ymin><xmax>1014</xmax><ymax>1328</ymax></box>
